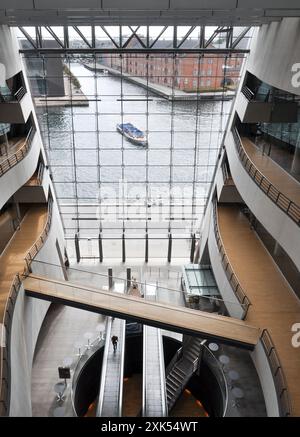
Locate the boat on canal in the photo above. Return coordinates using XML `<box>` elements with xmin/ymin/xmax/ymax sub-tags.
<box><xmin>116</xmin><ymin>123</ymin><xmax>148</xmax><ymax>147</ymax></box>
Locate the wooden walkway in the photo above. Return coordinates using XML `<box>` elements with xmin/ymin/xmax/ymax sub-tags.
<box><xmin>23</xmin><ymin>275</ymin><xmax>260</xmax><ymax>349</ymax></box>
<box><xmin>0</xmin><ymin>137</ymin><xmax>26</xmax><ymax>166</ymax></box>
<box><xmin>241</xmin><ymin>137</ymin><xmax>300</xmax><ymax>206</ymax></box>
<box><xmin>218</xmin><ymin>204</ymin><xmax>300</xmax><ymax>416</ymax></box>
<box><xmin>0</xmin><ymin>205</ymin><xmax>47</xmax><ymax>321</ymax></box>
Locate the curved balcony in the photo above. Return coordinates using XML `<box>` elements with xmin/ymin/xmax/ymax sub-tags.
<box><xmin>227</xmin><ymin>127</ymin><xmax>300</xmax><ymax>270</ymax></box>
<box><xmin>209</xmin><ymin>201</ymin><xmax>251</xmax><ymax>320</ymax></box>
<box><xmin>0</xmin><ymin>86</ymin><xmax>31</xmax><ymax>124</ymax></box>
<box><xmin>0</xmin><ymin>127</ymin><xmax>41</xmax><ymax>210</ymax></box>
<box><xmin>215</xmin><ymin>203</ymin><xmax>300</xmax><ymax>416</ymax></box>
<box><xmin>232</xmin><ymin>128</ymin><xmax>300</xmax><ymax>225</ymax></box>
<box><xmin>0</xmin><ymin>199</ymin><xmax>53</xmax><ymax>416</ymax></box>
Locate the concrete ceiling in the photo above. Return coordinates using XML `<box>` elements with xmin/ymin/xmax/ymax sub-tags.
<box><xmin>1</xmin><ymin>1</ymin><xmax>300</xmax><ymax>26</ymax></box>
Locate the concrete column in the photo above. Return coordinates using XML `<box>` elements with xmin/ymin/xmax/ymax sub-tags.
<box><xmin>291</xmin><ymin>132</ymin><xmax>300</xmax><ymax>175</ymax></box>
<box><xmin>108</xmin><ymin>268</ymin><xmax>113</xmax><ymax>290</ymax></box>
<box><xmin>0</xmin><ymin>25</ymin><xmax>22</xmax><ymax>81</ymax></box>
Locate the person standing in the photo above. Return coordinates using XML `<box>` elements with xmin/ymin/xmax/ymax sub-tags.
<box><xmin>111</xmin><ymin>335</ymin><xmax>118</xmax><ymax>353</ymax></box>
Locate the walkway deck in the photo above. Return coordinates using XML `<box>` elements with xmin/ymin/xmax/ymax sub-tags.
<box><xmin>0</xmin><ymin>137</ymin><xmax>26</xmax><ymax>167</ymax></box>
<box><xmin>241</xmin><ymin>137</ymin><xmax>300</xmax><ymax>207</ymax></box>
<box><xmin>23</xmin><ymin>274</ymin><xmax>260</xmax><ymax>349</ymax></box>
<box><xmin>253</xmin><ymin>136</ymin><xmax>300</xmax><ymax>183</ymax></box>
<box><xmin>217</xmin><ymin>204</ymin><xmax>300</xmax><ymax>416</ymax></box>
<box><xmin>0</xmin><ymin>205</ymin><xmax>47</xmax><ymax>321</ymax></box>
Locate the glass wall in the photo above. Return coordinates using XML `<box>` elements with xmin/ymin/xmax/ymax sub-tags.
<box><xmin>21</xmin><ymin>35</ymin><xmax>247</xmax><ymax>260</ymax></box>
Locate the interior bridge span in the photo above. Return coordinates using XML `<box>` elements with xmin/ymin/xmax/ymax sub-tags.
<box><xmin>23</xmin><ymin>274</ymin><xmax>260</xmax><ymax>350</ymax></box>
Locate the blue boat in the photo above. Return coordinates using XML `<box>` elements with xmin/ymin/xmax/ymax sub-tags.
<box><xmin>116</xmin><ymin>123</ymin><xmax>148</xmax><ymax>147</ymax></box>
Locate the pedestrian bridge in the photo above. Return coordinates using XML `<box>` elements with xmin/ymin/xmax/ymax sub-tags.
<box><xmin>23</xmin><ymin>274</ymin><xmax>260</xmax><ymax>350</ymax></box>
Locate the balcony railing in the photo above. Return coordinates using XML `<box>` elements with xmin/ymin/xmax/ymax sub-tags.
<box><xmin>36</xmin><ymin>162</ymin><xmax>45</xmax><ymax>186</ymax></box>
<box><xmin>0</xmin><ymin>197</ymin><xmax>53</xmax><ymax>416</ymax></box>
<box><xmin>0</xmin><ymin>127</ymin><xmax>36</xmax><ymax>178</ymax></box>
<box><xmin>14</xmin><ymin>86</ymin><xmax>26</xmax><ymax>102</ymax></box>
<box><xmin>0</xmin><ymin>86</ymin><xmax>26</xmax><ymax>103</ymax></box>
<box><xmin>212</xmin><ymin>200</ymin><xmax>251</xmax><ymax>319</ymax></box>
<box><xmin>24</xmin><ymin>199</ymin><xmax>53</xmax><ymax>274</ymax></box>
<box><xmin>260</xmin><ymin>329</ymin><xmax>291</xmax><ymax>417</ymax></box>
<box><xmin>232</xmin><ymin>127</ymin><xmax>300</xmax><ymax>226</ymax></box>
<box><xmin>241</xmin><ymin>85</ymin><xmax>255</xmax><ymax>101</ymax></box>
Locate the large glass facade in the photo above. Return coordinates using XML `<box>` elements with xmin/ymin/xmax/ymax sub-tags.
<box><xmin>18</xmin><ymin>26</ymin><xmax>250</xmax><ymax>261</ymax></box>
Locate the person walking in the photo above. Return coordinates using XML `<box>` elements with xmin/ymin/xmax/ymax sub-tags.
<box><xmin>111</xmin><ymin>335</ymin><xmax>118</xmax><ymax>353</ymax></box>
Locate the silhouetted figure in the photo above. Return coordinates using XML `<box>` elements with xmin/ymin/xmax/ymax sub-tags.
<box><xmin>111</xmin><ymin>335</ymin><xmax>118</xmax><ymax>353</ymax></box>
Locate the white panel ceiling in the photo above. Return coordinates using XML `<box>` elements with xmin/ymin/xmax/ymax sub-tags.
<box><xmin>1</xmin><ymin>0</ymin><xmax>300</xmax><ymax>26</ymax></box>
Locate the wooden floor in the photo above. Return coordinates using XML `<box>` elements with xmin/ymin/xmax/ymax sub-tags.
<box><xmin>23</xmin><ymin>275</ymin><xmax>260</xmax><ymax>349</ymax></box>
<box><xmin>0</xmin><ymin>137</ymin><xmax>26</xmax><ymax>166</ymax></box>
<box><xmin>0</xmin><ymin>205</ymin><xmax>47</xmax><ymax>321</ymax></box>
<box><xmin>25</xmin><ymin>173</ymin><xmax>39</xmax><ymax>186</ymax></box>
<box><xmin>253</xmin><ymin>136</ymin><xmax>300</xmax><ymax>183</ymax></box>
<box><xmin>241</xmin><ymin>137</ymin><xmax>300</xmax><ymax>206</ymax></box>
<box><xmin>218</xmin><ymin>204</ymin><xmax>300</xmax><ymax>416</ymax></box>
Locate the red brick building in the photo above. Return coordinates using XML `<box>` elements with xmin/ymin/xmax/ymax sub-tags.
<box><xmin>101</xmin><ymin>39</ymin><xmax>243</xmax><ymax>92</ymax></box>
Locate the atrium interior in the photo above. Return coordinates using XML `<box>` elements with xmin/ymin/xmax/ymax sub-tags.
<box><xmin>0</xmin><ymin>1</ymin><xmax>299</xmax><ymax>420</ymax></box>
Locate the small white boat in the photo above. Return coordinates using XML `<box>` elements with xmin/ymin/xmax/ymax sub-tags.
<box><xmin>116</xmin><ymin>123</ymin><xmax>148</xmax><ymax>147</ymax></box>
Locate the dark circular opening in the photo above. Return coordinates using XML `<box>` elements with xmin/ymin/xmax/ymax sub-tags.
<box><xmin>74</xmin><ymin>332</ymin><xmax>226</xmax><ymax>417</ymax></box>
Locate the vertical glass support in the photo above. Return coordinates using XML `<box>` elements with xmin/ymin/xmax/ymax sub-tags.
<box><xmin>126</xmin><ymin>268</ymin><xmax>131</xmax><ymax>292</ymax></box>
<box><xmin>108</xmin><ymin>267</ymin><xmax>113</xmax><ymax>290</ymax></box>
<box><xmin>145</xmin><ymin>233</ymin><xmax>149</xmax><ymax>263</ymax></box>
<box><xmin>168</xmin><ymin>233</ymin><xmax>172</xmax><ymax>263</ymax></box>
<box><xmin>190</xmin><ymin>233</ymin><xmax>196</xmax><ymax>263</ymax></box>
<box><xmin>75</xmin><ymin>233</ymin><xmax>80</xmax><ymax>263</ymax></box>
<box><xmin>98</xmin><ymin>233</ymin><xmax>103</xmax><ymax>263</ymax></box>
<box><xmin>122</xmin><ymin>233</ymin><xmax>126</xmax><ymax>263</ymax></box>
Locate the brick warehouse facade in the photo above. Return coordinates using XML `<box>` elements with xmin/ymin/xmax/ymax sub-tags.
<box><xmin>100</xmin><ymin>39</ymin><xmax>243</xmax><ymax>92</ymax></box>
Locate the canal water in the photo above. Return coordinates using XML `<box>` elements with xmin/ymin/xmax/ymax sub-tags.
<box><xmin>35</xmin><ymin>63</ymin><xmax>232</xmax><ymax>258</ymax></box>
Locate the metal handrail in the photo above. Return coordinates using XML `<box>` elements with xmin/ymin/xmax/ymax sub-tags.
<box><xmin>14</xmin><ymin>86</ymin><xmax>27</xmax><ymax>102</ymax></box>
<box><xmin>0</xmin><ymin>274</ymin><xmax>21</xmax><ymax>416</ymax></box>
<box><xmin>24</xmin><ymin>199</ymin><xmax>53</xmax><ymax>275</ymax></box>
<box><xmin>30</xmin><ymin>258</ymin><xmax>235</xmax><ymax>309</ymax></box>
<box><xmin>96</xmin><ymin>317</ymin><xmax>112</xmax><ymax>417</ymax></box>
<box><xmin>241</xmin><ymin>85</ymin><xmax>254</xmax><ymax>101</ymax></box>
<box><xmin>202</xmin><ymin>344</ymin><xmax>229</xmax><ymax>417</ymax></box>
<box><xmin>143</xmin><ymin>327</ymin><xmax>168</xmax><ymax>417</ymax></box>
<box><xmin>232</xmin><ymin>127</ymin><xmax>300</xmax><ymax>226</ymax></box>
<box><xmin>260</xmin><ymin>329</ymin><xmax>291</xmax><ymax>417</ymax></box>
<box><xmin>0</xmin><ymin>198</ymin><xmax>53</xmax><ymax>416</ymax></box>
<box><xmin>0</xmin><ymin>127</ymin><xmax>36</xmax><ymax>178</ymax></box>
<box><xmin>212</xmin><ymin>200</ymin><xmax>251</xmax><ymax>319</ymax></box>
<box><xmin>36</xmin><ymin>162</ymin><xmax>45</xmax><ymax>185</ymax></box>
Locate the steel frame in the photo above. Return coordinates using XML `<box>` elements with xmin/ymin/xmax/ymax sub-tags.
<box><xmin>18</xmin><ymin>25</ymin><xmax>251</xmax><ymax>54</ymax></box>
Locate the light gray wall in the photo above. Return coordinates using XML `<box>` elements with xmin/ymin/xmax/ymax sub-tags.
<box><xmin>0</xmin><ymin>25</ymin><xmax>21</xmax><ymax>80</ymax></box>
<box><xmin>251</xmin><ymin>341</ymin><xmax>280</xmax><ymax>417</ymax></box>
<box><xmin>0</xmin><ymin>92</ymin><xmax>32</xmax><ymax>124</ymax></box>
<box><xmin>0</xmin><ymin>132</ymin><xmax>41</xmax><ymax>210</ymax></box>
<box><xmin>14</xmin><ymin>171</ymin><xmax>50</xmax><ymax>204</ymax></box>
<box><xmin>247</xmin><ymin>19</ymin><xmax>300</xmax><ymax>96</ymax></box>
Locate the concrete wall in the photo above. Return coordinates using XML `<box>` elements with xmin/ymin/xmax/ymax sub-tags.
<box><xmin>9</xmin><ymin>200</ymin><xmax>65</xmax><ymax>416</ymax></box>
<box><xmin>14</xmin><ymin>171</ymin><xmax>50</xmax><ymax>204</ymax></box>
<box><xmin>0</xmin><ymin>25</ymin><xmax>21</xmax><ymax>81</ymax></box>
<box><xmin>251</xmin><ymin>341</ymin><xmax>280</xmax><ymax>417</ymax></box>
<box><xmin>225</xmin><ymin>129</ymin><xmax>300</xmax><ymax>272</ymax></box>
<box><xmin>0</xmin><ymin>132</ymin><xmax>41</xmax><ymax>210</ymax></box>
<box><xmin>247</xmin><ymin>19</ymin><xmax>300</xmax><ymax>96</ymax></box>
<box><xmin>0</xmin><ymin>92</ymin><xmax>32</xmax><ymax>124</ymax></box>
<box><xmin>235</xmin><ymin>91</ymin><xmax>272</xmax><ymax>123</ymax></box>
